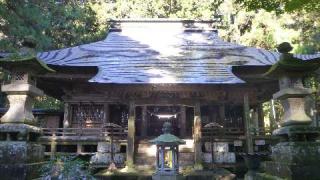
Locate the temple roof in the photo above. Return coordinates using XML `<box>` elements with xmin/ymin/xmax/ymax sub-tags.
<box><xmin>37</xmin><ymin>20</ymin><xmax>320</xmax><ymax>84</ymax></box>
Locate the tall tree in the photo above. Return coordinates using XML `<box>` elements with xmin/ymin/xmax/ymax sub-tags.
<box><xmin>0</xmin><ymin>0</ymin><xmax>105</xmax><ymax>51</ymax></box>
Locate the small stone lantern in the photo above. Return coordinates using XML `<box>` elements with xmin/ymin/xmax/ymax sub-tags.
<box><xmin>150</xmin><ymin>122</ymin><xmax>185</xmax><ymax>180</ymax></box>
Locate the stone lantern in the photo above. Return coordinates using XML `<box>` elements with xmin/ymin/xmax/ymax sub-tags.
<box><xmin>150</xmin><ymin>122</ymin><xmax>185</xmax><ymax>180</ymax></box>
<box><xmin>0</xmin><ymin>37</ymin><xmax>55</xmax><ymax>179</ymax></box>
<box><xmin>261</xmin><ymin>42</ymin><xmax>320</xmax><ymax>180</ymax></box>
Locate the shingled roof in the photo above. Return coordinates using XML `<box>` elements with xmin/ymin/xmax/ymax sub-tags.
<box><xmin>37</xmin><ymin>19</ymin><xmax>320</xmax><ymax>84</ymax></box>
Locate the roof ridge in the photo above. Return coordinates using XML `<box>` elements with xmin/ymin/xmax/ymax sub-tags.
<box><xmin>108</xmin><ymin>18</ymin><xmax>221</xmax><ymax>24</ymax></box>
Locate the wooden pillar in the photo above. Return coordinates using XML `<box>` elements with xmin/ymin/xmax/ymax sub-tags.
<box><xmin>252</xmin><ymin>108</ymin><xmax>259</xmax><ymax>135</ymax></box>
<box><xmin>63</xmin><ymin>103</ymin><xmax>70</xmax><ymax>128</ymax></box>
<box><xmin>193</xmin><ymin>102</ymin><xmax>203</xmax><ymax>167</ymax></box>
<box><xmin>103</xmin><ymin>103</ymin><xmax>109</xmax><ymax>124</ymax></box>
<box><xmin>269</xmin><ymin>99</ymin><xmax>276</xmax><ymax>132</ymax></box>
<box><xmin>180</xmin><ymin>106</ymin><xmax>186</xmax><ymax>137</ymax></box>
<box><xmin>50</xmin><ymin>141</ymin><xmax>57</xmax><ymax>159</ymax></box>
<box><xmin>156</xmin><ymin>145</ymin><xmax>159</xmax><ymax>169</ymax></box>
<box><xmin>257</xmin><ymin>103</ymin><xmax>265</xmax><ymax>134</ymax></box>
<box><xmin>141</xmin><ymin>106</ymin><xmax>148</xmax><ymax>137</ymax></box>
<box><xmin>77</xmin><ymin>144</ymin><xmax>82</xmax><ymax>154</ymax></box>
<box><xmin>126</xmin><ymin>101</ymin><xmax>135</xmax><ymax>168</ymax></box>
<box><xmin>244</xmin><ymin>93</ymin><xmax>253</xmax><ymax>153</ymax></box>
<box><xmin>219</xmin><ymin>104</ymin><xmax>226</xmax><ymax>127</ymax></box>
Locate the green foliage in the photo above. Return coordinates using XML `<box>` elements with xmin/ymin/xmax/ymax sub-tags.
<box><xmin>1</xmin><ymin>0</ymin><xmax>319</xmax><ymax>112</ymax></box>
<box><xmin>0</xmin><ymin>0</ymin><xmax>105</xmax><ymax>51</ymax></box>
<box><xmin>89</xmin><ymin>0</ymin><xmax>224</xmax><ymax>19</ymax></box>
<box><xmin>235</xmin><ymin>0</ymin><xmax>320</xmax><ymax>14</ymax></box>
<box><xmin>40</xmin><ymin>155</ymin><xmax>95</xmax><ymax>180</ymax></box>
<box><xmin>34</xmin><ymin>96</ymin><xmax>63</xmax><ymax>110</ymax></box>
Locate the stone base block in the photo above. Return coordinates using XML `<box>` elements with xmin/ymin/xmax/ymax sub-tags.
<box><xmin>263</xmin><ymin>161</ymin><xmax>320</xmax><ymax>180</ymax></box>
<box><xmin>0</xmin><ymin>142</ymin><xmax>44</xmax><ymax>163</ymax></box>
<box><xmin>152</xmin><ymin>173</ymin><xmax>183</xmax><ymax>180</ymax></box>
<box><xmin>90</xmin><ymin>153</ymin><xmax>125</xmax><ymax>166</ymax></box>
<box><xmin>262</xmin><ymin>141</ymin><xmax>320</xmax><ymax>180</ymax></box>
<box><xmin>202</xmin><ymin>152</ymin><xmax>236</xmax><ymax>163</ymax></box>
<box><xmin>0</xmin><ymin>162</ymin><xmax>45</xmax><ymax>180</ymax></box>
<box><xmin>97</xmin><ymin>142</ymin><xmax>120</xmax><ymax>153</ymax></box>
<box><xmin>271</xmin><ymin>142</ymin><xmax>320</xmax><ymax>164</ymax></box>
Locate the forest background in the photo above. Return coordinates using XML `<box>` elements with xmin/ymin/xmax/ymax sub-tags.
<box><xmin>0</xmin><ymin>0</ymin><xmax>319</xmax><ymax>127</ymax></box>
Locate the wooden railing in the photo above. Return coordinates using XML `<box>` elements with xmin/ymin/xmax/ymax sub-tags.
<box><xmin>202</xmin><ymin>127</ymin><xmax>245</xmax><ymax>138</ymax></box>
<box><xmin>202</xmin><ymin>127</ymin><xmax>272</xmax><ymax>138</ymax></box>
<box><xmin>42</xmin><ymin>126</ymin><xmax>127</xmax><ymax>139</ymax></box>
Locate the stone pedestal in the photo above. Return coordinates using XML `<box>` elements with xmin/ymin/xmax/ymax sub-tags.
<box><xmin>90</xmin><ymin>142</ymin><xmax>125</xmax><ymax>167</ymax></box>
<box><xmin>264</xmin><ymin>141</ymin><xmax>320</xmax><ymax>179</ymax></box>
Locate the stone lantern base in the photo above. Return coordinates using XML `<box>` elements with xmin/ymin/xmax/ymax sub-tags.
<box><xmin>0</xmin><ymin>124</ymin><xmax>44</xmax><ymax>180</ymax></box>
<box><xmin>261</xmin><ymin>126</ymin><xmax>320</xmax><ymax>180</ymax></box>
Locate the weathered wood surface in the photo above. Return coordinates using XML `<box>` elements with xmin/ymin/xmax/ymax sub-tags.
<box><xmin>38</xmin><ymin>21</ymin><xmax>282</xmax><ymax>84</ymax></box>
<box><xmin>42</xmin><ymin>127</ymin><xmax>127</xmax><ymax>139</ymax></box>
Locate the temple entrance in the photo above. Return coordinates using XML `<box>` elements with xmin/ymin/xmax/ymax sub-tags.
<box><xmin>147</xmin><ymin>106</ymin><xmax>180</xmax><ymax>136</ymax></box>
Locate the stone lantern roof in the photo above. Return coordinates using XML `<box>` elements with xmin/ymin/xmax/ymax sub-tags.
<box><xmin>263</xmin><ymin>42</ymin><xmax>320</xmax><ymax>78</ymax></box>
<box><xmin>150</xmin><ymin>122</ymin><xmax>185</xmax><ymax>146</ymax></box>
<box><xmin>0</xmin><ymin>55</ymin><xmax>55</xmax><ymax>74</ymax></box>
<box><xmin>0</xmin><ymin>36</ymin><xmax>55</xmax><ymax>74</ymax></box>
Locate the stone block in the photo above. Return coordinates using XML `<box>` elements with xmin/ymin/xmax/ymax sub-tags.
<box><xmin>202</xmin><ymin>152</ymin><xmax>236</xmax><ymax>163</ymax></box>
<box><xmin>0</xmin><ymin>142</ymin><xmax>44</xmax><ymax>164</ymax></box>
<box><xmin>262</xmin><ymin>141</ymin><xmax>320</xmax><ymax>180</ymax></box>
<box><xmin>114</xmin><ymin>153</ymin><xmax>126</xmax><ymax>164</ymax></box>
<box><xmin>263</xmin><ymin>161</ymin><xmax>320</xmax><ymax>180</ymax></box>
<box><xmin>204</xmin><ymin>142</ymin><xmax>228</xmax><ymax>153</ymax></box>
<box><xmin>90</xmin><ymin>153</ymin><xmax>125</xmax><ymax>166</ymax></box>
<box><xmin>97</xmin><ymin>142</ymin><xmax>120</xmax><ymax>153</ymax></box>
<box><xmin>271</xmin><ymin>142</ymin><xmax>320</xmax><ymax>164</ymax></box>
<box><xmin>152</xmin><ymin>174</ymin><xmax>183</xmax><ymax>180</ymax></box>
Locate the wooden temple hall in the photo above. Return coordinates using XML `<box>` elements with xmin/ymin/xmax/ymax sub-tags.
<box><xmin>6</xmin><ymin>19</ymin><xmax>316</xmax><ymax>168</ymax></box>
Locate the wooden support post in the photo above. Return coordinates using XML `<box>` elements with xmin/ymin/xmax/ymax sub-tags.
<box><xmin>253</xmin><ymin>108</ymin><xmax>260</xmax><ymax>135</ymax></box>
<box><xmin>269</xmin><ymin>99</ymin><xmax>276</xmax><ymax>132</ymax></box>
<box><xmin>257</xmin><ymin>104</ymin><xmax>265</xmax><ymax>134</ymax></box>
<box><xmin>63</xmin><ymin>103</ymin><xmax>70</xmax><ymax>128</ymax></box>
<box><xmin>180</xmin><ymin>106</ymin><xmax>186</xmax><ymax>137</ymax></box>
<box><xmin>141</xmin><ymin>106</ymin><xmax>148</xmax><ymax>137</ymax></box>
<box><xmin>193</xmin><ymin>102</ymin><xmax>203</xmax><ymax>168</ymax></box>
<box><xmin>50</xmin><ymin>141</ymin><xmax>57</xmax><ymax>159</ymax></box>
<box><xmin>244</xmin><ymin>93</ymin><xmax>253</xmax><ymax>153</ymax></box>
<box><xmin>103</xmin><ymin>103</ymin><xmax>109</xmax><ymax>125</ymax></box>
<box><xmin>219</xmin><ymin>104</ymin><xmax>226</xmax><ymax>127</ymax></box>
<box><xmin>126</xmin><ymin>101</ymin><xmax>135</xmax><ymax>168</ymax></box>
<box><xmin>77</xmin><ymin>144</ymin><xmax>82</xmax><ymax>154</ymax></box>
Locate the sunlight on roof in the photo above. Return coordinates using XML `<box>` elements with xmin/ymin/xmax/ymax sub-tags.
<box><xmin>146</xmin><ymin>69</ymin><xmax>177</xmax><ymax>83</ymax></box>
<box><xmin>122</xmin><ymin>23</ymin><xmax>184</xmax><ymax>57</ymax></box>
